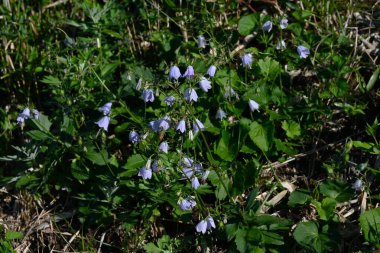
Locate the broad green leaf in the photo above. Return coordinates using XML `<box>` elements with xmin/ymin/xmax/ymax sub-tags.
<box><xmin>359</xmin><ymin>208</ymin><xmax>380</xmax><ymax>247</ymax></box>
<box><xmin>215</xmin><ymin>131</ymin><xmax>237</xmax><ymax>162</ymax></box>
<box><xmin>293</xmin><ymin>221</ymin><xmax>322</xmax><ymax>253</ymax></box>
<box><xmin>31</xmin><ymin>114</ymin><xmax>52</xmax><ymax>132</ymax></box>
<box><xmin>249</xmin><ymin>121</ymin><xmax>269</xmax><ymax>152</ymax></box>
<box><xmin>288</xmin><ymin>189</ymin><xmax>311</xmax><ymax>207</ymax></box>
<box><xmin>225</xmin><ymin>223</ymin><xmax>239</xmax><ymax>241</ymax></box>
<box><xmin>319</xmin><ymin>180</ymin><xmax>354</xmax><ymax>203</ymax></box>
<box><xmin>120</xmin><ymin>154</ymin><xmax>147</xmax><ymax>178</ymax></box>
<box><xmin>85</xmin><ymin>148</ymin><xmax>109</xmax><ymax>166</ymax></box>
<box><xmin>282</xmin><ymin>120</ymin><xmax>301</xmax><ymax>139</ymax></box>
<box><xmin>238</xmin><ymin>14</ymin><xmax>257</xmax><ymax>35</ymax></box>
<box><xmin>235</xmin><ymin>228</ymin><xmax>247</xmax><ymax>253</ymax></box>
<box><xmin>26</xmin><ymin>130</ymin><xmax>50</xmax><ymax>141</ymax></box>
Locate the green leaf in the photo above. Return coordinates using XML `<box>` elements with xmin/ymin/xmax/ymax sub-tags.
<box><xmin>225</xmin><ymin>223</ymin><xmax>239</xmax><ymax>241</ymax></box>
<box><xmin>260</xmin><ymin>231</ymin><xmax>284</xmax><ymax>245</ymax></box>
<box><xmin>257</xmin><ymin>57</ymin><xmax>281</xmax><ymax>80</ymax></box>
<box><xmin>143</xmin><ymin>243</ymin><xmax>162</xmax><ymax>253</ymax></box>
<box><xmin>249</xmin><ymin>121</ymin><xmax>270</xmax><ymax>152</ymax></box>
<box><xmin>313</xmin><ymin>198</ymin><xmax>337</xmax><ymax>221</ymax></box>
<box><xmin>288</xmin><ymin>189</ymin><xmax>311</xmax><ymax>207</ymax></box>
<box><xmin>101</xmin><ymin>62</ymin><xmax>120</xmax><ymax>77</ymax></box>
<box><xmin>293</xmin><ymin>221</ymin><xmax>322</xmax><ymax>253</ymax></box>
<box><xmin>282</xmin><ymin>120</ymin><xmax>301</xmax><ymax>139</ymax></box>
<box><xmin>26</xmin><ymin>130</ymin><xmax>50</xmax><ymax>141</ymax></box>
<box><xmin>235</xmin><ymin>228</ymin><xmax>248</xmax><ymax>253</ymax></box>
<box><xmin>366</xmin><ymin>67</ymin><xmax>380</xmax><ymax>91</ymax></box>
<box><xmin>359</xmin><ymin>208</ymin><xmax>380</xmax><ymax>247</ymax></box>
<box><xmin>40</xmin><ymin>75</ymin><xmax>61</xmax><ymax>85</ymax></box>
<box><xmin>5</xmin><ymin>231</ymin><xmax>23</xmax><ymax>240</ymax></box>
<box><xmin>238</xmin><ymin>14</ymin><xmax>257</xmax><ymax>35</ymax></box>
<box><xmin>31</xmin><ymin>114</ymin><xmax>52</xmax><ymax>132</ymax></box>
<box><xmin>85</xmin><ymin>148</ymin><xmax>109</xmax><ymax>166</ymax></box>
<box><xmin>120</xmin><ymin>154</ymin><xmax>147</xmax><ymax>178</ymax></box>
<box><xmin>319</xmin><ymin>180</ymin><xmax>354</xmax><ymax>203</ymax></box>
<box><xmin>124</xmin><ymin>154</ymin><xmax>146</xmax><ymax>170</ymax></box>
<box><xmin>215</xmin><ymin>131</ymin><xmax>237</xmax><ymax>161</ymax></box>
<box><xmin>71</xmin><ymin>159</ymin><xmax>90</xmax><ymax>181</ymax></box>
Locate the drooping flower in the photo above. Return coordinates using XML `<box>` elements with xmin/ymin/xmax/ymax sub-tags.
<box><xmin>195</xmin><ymin>217</ymin><xmax>216</xmax><ymax>234</ymax></box>
<box><xmin>207</xmin><ymin>65</ymin><xmax>217</xmax><ymax>77</ymax></box>
<box><xmin>178</xmin><ymin>196</ymin><xmax>196</xmax><ymax>211</ymax></box>
<box><xmin>32</xmin><ymin>109</ymin><xmax>39</xmax><ymax>119</ymax></box>
<box><xmin>224</xmin><ymin>87</ymin><xmax>237</xmax><ymax>98</ymax></box>
<box><xmin>215</xmin><ymin>109</ymin><xmax>226</xmax><ymax>120</ymax></box>
<box><xmin>142</xmin><ymin>89</ymin><xmax>155</xmax><ymax>102</ymax></box>
<box><xmin>159</xmin><ymin>141</ymin><xmax>169</xmax><ymax>153</ymax></box>
<box><xmin>202</xmin><ymin>170</ymin><xmax>210</xmax><ymax>180</ymax></box>
<box><xmin>138</xmin><ymin>166</ymin><xmax>152</xmax><ymax>180</ymax></box>
<box><xmin>129</xmin><ymin>131</ymin><xmax>140</xmax><ymax>144</ymax></box>
<box><xmin>297</xmin><ymin>45</ymin><xmax>310</xmax><ymax>59</ymax></box>
<box><xmin>149</xmin><ymin>116</ymin><xmax>171</xmax><ymax>132</ymax></box>
<box><xmin>276</xmin><ymin>40</ymin><xmax>286</xmax><ymax>50</ymax></box>
<box><xmin>177</xmin><ymin>120</ymin><xmax>186</xmax><ymax>133</ymax></box>
<box><xmin>197</xmin><ymin>35</ymin><xmax>206</xmax><ymax>48</ymax></box>
<box><xmin>248</xmin><ymin>99</ymin><xmax>260</xmax><ymax>112</ymax></box>
<box><xmin>96</xmin><ymin>116</ymin><xmax>110</xmax><ymax>131</ymax></box>
<box><xmin>352</xmin><ymin>179</ymin><xmax>363</xmax><ymax>191</ymax></box>
<box><xmin>183</xmin><ymin>66</ymin><xmax>195</xmax><ymax>79</ymax></box>
<box><xmin>199</xmin><ymin>78</ymin><xmax>212</xmax><ymax>92</ymax></box>
<box><xmin>191</xmin><ymin>177</ymin><xmax>200</xmax><ymax>189</ymax></box>
<box><xmin>184</xmin><ymin>88</ymin><xmax>198</xmax><ymax>102</ymax></box>
<box><xmin>262</xmin><ymin>20</ymin><xmax>273</xmax><ymax>32</ymax></box>
<box><xmin>152</xmin><ymin>160</ymin><xmax>161</xmax><ymax>172</ymax></box>
<box><xmin>196</xmin><ymin>220</ymin><xmax>208</xmax><ymax>234</ymax></box>
<box><xmin>193</xmin><ymin>119</ymin><xmax>205</xmax><ymax>133</ymax></box>
<box><xmin>17</xmin><ymin>108</ymin><xmax>30</xmax><ymax>124</ymax></box>
<box><xmin>183</xmin><ymin>157</ymin><xmax>194</xmax><ymax>167</ymax></box>
<box><xmin>98</xmin><ymin>102</ymin><xmax>112</xmax><ymax>115</ymax></box>
<box><xmin>169</xmin><ymin>66</ymin><xmax>181</xmax><ymax>80</ymax></box>
<box><xmin>241</xmin><ymin>53</ymin><xmax>253</xmax><ymax>68</ymax></box>
<box><xmin>206</xmin><ymin>217</ymin><xmax>216</xmax><ymax>230</ymax></box>
<box><xmin>280</xmin><ymin>18</ymin><xmax>288</xmax><ymax>29</ymax></box>
<box><xmin>164</xmin><ymin>96</ymin><xmax>175</xmax><ymax>107</ymax></box>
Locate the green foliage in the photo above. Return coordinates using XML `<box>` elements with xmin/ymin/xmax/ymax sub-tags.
<box><xmin>0</xmin><ymin>0</ymin><xmax>378</xmax><ymax>251</ymax></box>
<box><xmin>359</xmin><ymin>208</ymin><xmax>380</xmax><ymax>248</ymax></box>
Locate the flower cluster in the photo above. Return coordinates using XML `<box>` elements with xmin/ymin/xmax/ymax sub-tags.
<box><xmin>258</xmin><ymin>18</ymin><xmax>310</xmax><ymax>58</ymax></box>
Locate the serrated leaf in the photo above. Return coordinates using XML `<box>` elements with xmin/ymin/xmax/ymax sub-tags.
<box><xmin>282</xmin><ymin>120</ymin><xmax>301</xmax><ymax>139</ymax></box>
